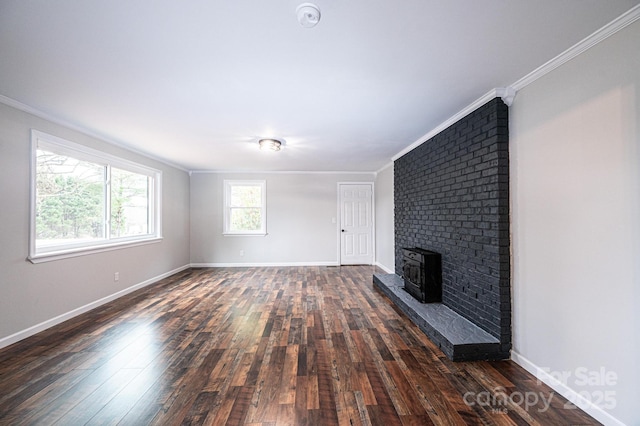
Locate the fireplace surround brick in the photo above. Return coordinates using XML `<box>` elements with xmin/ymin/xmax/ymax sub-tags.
<box><xmin>394</xmin><ymin>97</ymin><xmax>511</xmax><ymax>357</ymax></box>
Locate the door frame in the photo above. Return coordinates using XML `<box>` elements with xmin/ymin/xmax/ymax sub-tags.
<box><xmin>337</xmin><ymin>182</ymin><xmax>375</xmax><ymax>265</ymax></box>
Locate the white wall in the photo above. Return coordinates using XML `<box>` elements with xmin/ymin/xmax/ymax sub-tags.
<box><xmin>190</xmin><ymin>172</ymin><xmax>375</xmax><ymax>265</ymax></box>
<box><xmin>0</xmin><ymin>102</ymin><xmax>191</xmax><ymax>347</ymax></box>
<box><xmin>375</xmin><ymin>163</ymin><xmax>394</xmax><ymax>272</ymax></box>
<box><xmin>510</xmin><ymin>20</ymin><xmax>639</xmax><ymax>426</ymax></box>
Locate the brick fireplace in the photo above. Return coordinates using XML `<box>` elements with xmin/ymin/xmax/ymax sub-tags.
<box><xmin>387</xmin><ymin>97</ymin><xmax>511</xmax><ymax>359</ymax></box>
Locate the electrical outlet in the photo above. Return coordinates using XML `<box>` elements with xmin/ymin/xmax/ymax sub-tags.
<box><xmin>114</xmin><ymin>272</ymin><xmax>119</xmax><ymax>282</ymax></box>
<box><xmin>239</xmin><ymin>250</ymin><xmax>244</xmax><ymax>257</ymax></box>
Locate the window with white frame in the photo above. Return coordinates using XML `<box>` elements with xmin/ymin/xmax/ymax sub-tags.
<box><xmin>29</xmin><ymin>130</ymin><xmax>162</xmax><ymax>262</ymax></box>
<box><xmin>223</xmin><ymin>180</ymin><xmax>266</xmax><ymax>235</ymax></box>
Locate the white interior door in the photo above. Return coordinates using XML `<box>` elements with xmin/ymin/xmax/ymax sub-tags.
<box><xmin>339</xmin><ymin>183</ymin><xmax>374</xmax><ymax>265</ymax></box>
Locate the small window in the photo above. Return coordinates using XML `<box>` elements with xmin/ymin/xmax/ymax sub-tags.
<box><xmin>223</xmin><ymin>180</ymin><xmax>266</xmax><ymax>235</ymax></box>
<box><xmin>30</xmin><ymin>130</ymin><xmax>162</xmax><ymax>262</ymax></box>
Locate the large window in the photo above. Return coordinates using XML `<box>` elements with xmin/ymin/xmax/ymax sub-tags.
<box><xmin>223</xmin><ymin>180</ymin><xmax>266</xmax><ymax>235</ymax></box>
<box><xmin>30</xmin><ymin>130</ymin><xmax>162</xmax><ymax>262</ymax></box>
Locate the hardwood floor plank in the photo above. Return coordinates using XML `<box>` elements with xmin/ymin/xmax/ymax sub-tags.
<box><xmin>297</xmin><ymin>344</ymin><xmax>308</xmax><ymax>377</ymax></box>
<box><xmin>0</xmin><ymin>369</ymin><xmax>91</xmax><ymax>425</ymax></box>
<box><xmin>294</xmin><ymin>376</ymin><xmax>309</xmax><ymax>425</ymax></box>
<box><xmin>245</xmin><ymin>337</ymin><xmax>269</xmax><ymax>387</ymax></box>
<box><xmin>83</xmin><ymin>366</ymin><xmax>170</xmax><ymax>426</ymax></box>
<box><xmin>397</xmin><ymin>348</ymin><xmax>474</xmax><ymax>425</ymax></box>
<box><xmin>0</xmin><ymin>373</ymin><xmax>63</xmax><ymax>415</ymax></box>
<box><xmin>278</xmin><ymin>344</ymin><xmax>299</xmax><ymax>404</ymax></box>
<box><xmin>306</xmin><ymin>374</ymin><xmax>320</xmax><ymax>410</ymax></box>
<box><xmin>0</xmin><ymin>266</ymin><xmax>601</xmax><ymax>425</ymax></box>
<box><xmin>385</xmin><ymin>359</ymin><xmax>432</xmax><ymax>417</ymax></box>
<box><xmin>276</xmin><ymin>403</ymin><xmax>295</xmax><ymax>426</ymax></box>
<box><xmin>314</xmin><ymin>339</ymin><xmax>340</xmax><ymax>425</ymax></box>
<box><xmin>287</xmin><ymin>317</ymin><xmax>303</xmax><ymax>345</ymax></box>
<box><xmin>203</xmin><ymin>348</ymin><xmax>239</xmax><ymax>393</ymax></box>
<box><xmin>53</xmin><ymin>368</ymin><xmax>143</xmax><ymax>425</ymax></box>
<box><xmin>351</xmin><ymin>330</ymin><xmax>403</xmax><ymax>423</ymax></box>
<box><xmin>354</xmin><ymin>362</ymin><xmax>378</xmax><ymax>406</ymax></box>
<box><xmin>203</xmin><ymin>384</ymin><xmax>238</xmax><ymax>425</ymax></box>
<box><xmin>368</xmin><ymin>327</ymin><xmax>395</xmax><ymax>362</ymax></box>
<box><xmin>180</xmin><ymin>391</ymin><xmax>219</xmax><ymax>425</ymax></box>
<box><xmin>248</xmin><ymin>345</ymin><xmax>286</xmax><ymax>423</ymax></box>
<box><xmin>330</xmin><ymin>332</ymin><xmax>355</xmax><ymax>391</ymax></box>
<box><xmin>226</xmin><ymin>385</ymin><xmax>254</xmax><ymax>425</ymax></box>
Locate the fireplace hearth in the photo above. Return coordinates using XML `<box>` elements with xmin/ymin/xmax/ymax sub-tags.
<box><xmin>402</xmin><ymin>247</ymin><xmax>442</xmax><ymax>303</ymax></box>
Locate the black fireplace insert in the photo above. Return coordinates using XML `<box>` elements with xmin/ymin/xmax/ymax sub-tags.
<box><xmin>402</xmin><ymin>247</ymin><xmax>442</xmax><ymax>303</ymax></box>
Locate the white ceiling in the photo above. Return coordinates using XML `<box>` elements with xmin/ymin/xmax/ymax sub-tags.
<box><xmin>1</xmin><ymin>1</ymin><xmax>639</xmax><ymax>172</ymax></box>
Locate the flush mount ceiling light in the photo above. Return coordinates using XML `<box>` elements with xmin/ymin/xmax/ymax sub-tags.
<box><xmin>258</xmin><ymin>138</ymin><xmax>282</xmax><ymax>151</ymax></box>
<box><xmin>296</xmin><ymin>3</ymin><xmax>321</xmax><ymax>28</ymax></box>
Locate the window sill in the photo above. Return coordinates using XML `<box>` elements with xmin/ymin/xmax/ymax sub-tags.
<box><xmin>28</xmin><ymin>237</ymin><xmax>163</xmax><ymax>264</ymax></box>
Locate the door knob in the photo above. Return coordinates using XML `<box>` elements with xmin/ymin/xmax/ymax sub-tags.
<box><xmin>341</xmin><ymin>229</ymin><xmax>345</xmax><ymax>232</ymax></box>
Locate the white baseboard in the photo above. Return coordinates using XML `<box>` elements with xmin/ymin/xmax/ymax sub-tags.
<box><xmin>190</xmin><ymin>261</ymin><xmax>340</xmax><ymax>268</ymax></box>
<box><xmin>511</xmin><ymin>350</ymin><xmax>625</xmax><ymax>426</ymax></box>
<box><xmin>0</xmin><ymin>264</ymin><xmax>191</xmax><ymax>350</ymax></box>
<box><xmin>374</xmin><ymin>262</ymin><xmax>394</xmax><ymax>274</ymax></box>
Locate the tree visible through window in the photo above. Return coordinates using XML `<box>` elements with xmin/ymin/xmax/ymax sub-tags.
<box><xmin>110</xmin><ymin>168</ymin><xmax>150</xmax><ymax>238</ymax></box>
<box><xmin>30</xmin><ymin>130</ymin><xmax>161</xmax><ymax>261</ymax></box>
<box><xmin>224</xmin><ymin>180</ymin><xmax>266</xmax><ymax>235</ymax></box>
<box><xmin>36</xmin><ymin>151</ymin><xmax>105</xmax><ymax>245</ymax></box>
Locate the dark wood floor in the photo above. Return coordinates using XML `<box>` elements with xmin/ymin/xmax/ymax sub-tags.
<box><xmin>0</xmin><ymin>266</ymin><xmax>598</xmax><ymax>425</ymax></box>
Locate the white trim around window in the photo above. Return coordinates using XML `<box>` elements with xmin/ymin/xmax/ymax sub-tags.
<box><xmin>29</xmin><ymin>130</ymin><xmax>162</xmax><ymax>263</ymax></box>
<box><xmin>223</xmin><ymin>180</ymin><xmax>267</xmax><ymax>236</ymax></box>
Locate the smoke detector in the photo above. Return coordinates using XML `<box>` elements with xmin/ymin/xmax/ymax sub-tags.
<box><xmin>296</xmin><ymin>3</ymin><xmax>321</xmax><ymax>28</ymax></box>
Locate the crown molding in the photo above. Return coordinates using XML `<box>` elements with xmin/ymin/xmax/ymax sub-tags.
<box><xmin>392</xmin><ymin>88</ymin><xmax>504</xmax><ymax>161</ymax></box>
<box><xmin>495</xmin><ymin>87</ymin><xmax>517</xmax><ymax>107</ymax></box>
<box><xmin>392</xmin><ymin>4</ymin><xmax>640</xmax><ymax>163</ymax></box>
<box><xmin>0</xmin><ymin>94</ymin><xmax>189</xmax><ymax>173</ymax></box>
<box><xmin>189</xmin><ymin>169</ymin><xmax>376</xmax><ymax>175</ymax></box>
<box><xmin>375</xmin><ymin>161</ymin><xmax>394</xmax><ymax>175</ymax></box>
<box><xmin>511</xmin><ymin>4</ymin><xmax>640</xmax><ymax>91</ymax></box>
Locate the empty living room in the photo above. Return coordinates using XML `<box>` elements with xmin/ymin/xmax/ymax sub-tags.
<box><xmin>1</xmin><ymin>2</ymin><xmax>639</xmax><ymax>425</ymax></box>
